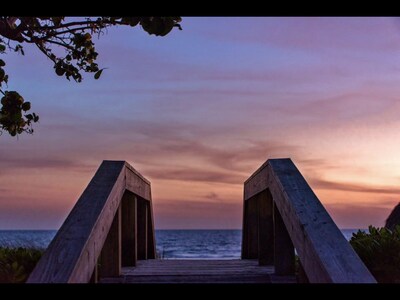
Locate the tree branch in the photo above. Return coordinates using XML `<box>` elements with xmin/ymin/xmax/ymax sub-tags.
<box><xmin>35</xmin><ymin>43</ymin><xmax>56</xmax><ymax>63</ymax></box>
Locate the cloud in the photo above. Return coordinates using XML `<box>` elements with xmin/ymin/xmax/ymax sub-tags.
<box><xmin>137</xmin><ymin>138</ymin><xmax>297</xmax><ymax>172</ymax></box>
<box><xmin>310</xmin><ymin>178</ymin><xmax>400</xmax><ymax>195</ymax></box>
<box><xmin>325</xmin><ymin>203</ymin><xmax>393</xmax><ymax>228</ymax></box>
<box><xmin>0</xmin><ymin>153</ymin><xmax>95</xmax><ymax>173</ymax></box>
<box><xmin>3</xmin><ymin>17</ymin><xmax>400</xmax><ymax>230</ymax></box>
<box><xmin>153</xmin><ymin>199</ymin><xmax>243</xmax><ymax>229</ymax></box>
<box><xmin>203</xmin><ymin>192</ymin><xmax>220</xmax><ymax>200</ymax></box>
<box><xmin>115</xmin><ymin>135</ymin><xmax>300</xmax><ymax>185</ymax></box>
<box><xmin>145</xmin><ymin>167</ymin><xmax>245</xmax><ymax>185</ymax></box>
<box><xmin>195</xmin><ymin>17</ymin><xmax>400</xmax><ymax>54</ymax></box>
<box><xmin>0</xmin><ymin>157</ymin><xmax>82</xmax><ymax>170</ymax></box>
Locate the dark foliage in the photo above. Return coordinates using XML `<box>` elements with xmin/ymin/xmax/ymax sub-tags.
<box><xmin>0</xmin><ymin>247</ymin><xmax>43</xmax><ymax>283</ymax></box>
<box><xmin>350</xmin><ymin>225</ymin><xmax>400</xmax><ymax>283</ymax></box>
<box><xmin>385</xmin><ymin>202</ymin><xmax>400</xmax><ymax>231</ymax></box>
<box><xmin>0</xmin><ymin>17</ymin><xmax>182</xmax><ymax>137</ymax></box>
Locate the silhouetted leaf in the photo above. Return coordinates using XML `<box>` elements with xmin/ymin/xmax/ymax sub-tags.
<box><xmin>94</xmin><ymin>69</ymin><xmax>103</xmax><ymax>80</ymax></box>
<box><xmin>55</xmin><ymin>67</ymin><xmax>65</xmax><ymax>76</ymax></box>
<box><xmin>21</xmin><ymin>102</ymin><xmax>31</xmax><ymax>112</ymax></box>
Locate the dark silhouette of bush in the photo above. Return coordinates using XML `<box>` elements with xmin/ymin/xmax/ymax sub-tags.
<box><xmin>350</xmin><ymin>226</ymin><xmax>400</xmax><ymax>283</ymax></box>
<box><xmin>386</xmin><ymin>202</ymin><xmax>400</xmax><ymax>231</ymax></box>
<box><xmin>0</xmin><ymin>247</ymin><xmax>43</xmax><ymax>283</ymax></box>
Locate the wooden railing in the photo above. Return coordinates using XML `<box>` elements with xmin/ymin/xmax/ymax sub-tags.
<box><xmin>242</xmin><ymin>158</ymin><xmax>376</xmax><ymax>283</ymax></box>
<box><xmin>27</xmin><ymin>161</ymin><xmax>155</xmax><ymax>283</ymax></box>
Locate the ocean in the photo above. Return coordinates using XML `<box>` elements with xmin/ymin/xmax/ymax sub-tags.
<box><xmin>0</xmin><ymin>229</ymin><xmax>362</xmax><ymax>259</ymax></box>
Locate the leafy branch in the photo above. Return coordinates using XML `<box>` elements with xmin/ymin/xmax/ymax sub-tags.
<box><xmin>0</xmin><ymin>16</ymin><xmax>182</xmax><ymax>137</ymax></box>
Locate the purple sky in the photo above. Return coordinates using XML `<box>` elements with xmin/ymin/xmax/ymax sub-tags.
<box><xmin>2</xmin><ymin>17</ymin><xmax>400</xmax><ymax>229</ymax></box>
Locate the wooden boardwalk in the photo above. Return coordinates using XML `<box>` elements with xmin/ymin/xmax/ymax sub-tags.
<box><xmin>100</xmin><ymin>259</ymin><xmax>296</xmax><ymax>284</ymax></box>
<box><xmin>28</xmin><ymin>159</ymin><xmax>376</xmax><ymax>284</ymax></box>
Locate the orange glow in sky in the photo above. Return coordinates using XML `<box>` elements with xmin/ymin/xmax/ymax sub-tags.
<box><xmin>1</xmin><ymin>17</ymin><xmax>400</xmax><ymax>229</ymax></box>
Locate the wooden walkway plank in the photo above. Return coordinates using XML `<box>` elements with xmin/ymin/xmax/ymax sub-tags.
<box><xmin>100</xmin><ymin>259</ymin><xmax>296</xmax><ymax>284</ymax></box>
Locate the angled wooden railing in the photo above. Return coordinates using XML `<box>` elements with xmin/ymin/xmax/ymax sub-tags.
<box><xmin>242</xmin><ymin>158</ymin><xmax>376</xmax><ymax>283</ymax></box>
<box><xmin>27</xmin><ymin>160</ymin><xmax>156</xmax><ymax>283</ymax></box>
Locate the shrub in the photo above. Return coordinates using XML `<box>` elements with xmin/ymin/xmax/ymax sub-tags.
<box><xmin>0</xmin><ymin>247</ymin><xmax>43</xmax><ymax>283</ymax></box>
<box><xmin>350</xmin><ymin>225</ymin><xmax>400</xmax><ymax>283</ymax></box>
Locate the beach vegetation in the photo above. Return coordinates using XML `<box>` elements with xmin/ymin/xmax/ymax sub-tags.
<box><xmin>350</xmin><ymin>225</ymin><xmax>400</xmax><ymax>283</ymax></box>
<box><xmin>0</xmin><ymin>247</ymin><xmax>43</xmax><ymax>283</ymax></box>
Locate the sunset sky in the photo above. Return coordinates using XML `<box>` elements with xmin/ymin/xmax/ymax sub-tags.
<box><xmin>2</xmin><ymin>17</ymin><xmax>400</xmax><ymax>229</ymax></box>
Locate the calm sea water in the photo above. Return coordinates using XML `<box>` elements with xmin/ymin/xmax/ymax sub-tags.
<box><xmin>0</xmin><ymin>229</ymin><xmax>363</xmax><ymax>259</ymax></box>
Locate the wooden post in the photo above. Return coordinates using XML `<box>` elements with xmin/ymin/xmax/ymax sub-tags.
<box><xmin>297</xmin><ymin>261</ymin><xmax>310</xmax><ymax>283</ymax></box>
<box><xmin>89</xmin><ymin>263</ymin><xmax>98</xmax><ymax>283</ymax></box>
<box><xmin>121</xmin><ymin>192</ymin><xmax>137</xmax><ymax>267</ymax></box>
<box><xmin>99</xmin><ymin>205</ymin><xmax>121</xmax><ymax>277</ymax></box>
<box><xmin>247</xmin><ymin>196</ymin><xmax>259</xmax><ymax>259</ymax></box>
<box><xmin>258</xmin><ymin>190</ymin><xmax>274</xmax><ymax>265</ymax></box>
<box><xmin>137</xmin><ymin>197</ymin><xmax>148</xmax><ymax>260</ymax></box>
<box><xmin>273</xmin><ymin>202</ymin><xmax>295</xmax><ymax>275</ymax></box>
<box><xmin>241</xmin><ymin>199</ymin><xmax>249</xmax><ymax>259</ymax></box>
<box><xmin>241</xmin><ymin>159</ymin><xmax>376</xmax><ymax>283</ymax></box>
<box><xmin>146</xmin><ymin>201</ymin><xmax>156</xmax><ymax>259</ymax></box>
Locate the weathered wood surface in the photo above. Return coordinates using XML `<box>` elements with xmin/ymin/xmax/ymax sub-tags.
<box><xmin>258</xmin><ymin>190</ymin><xmax>274</xmax><ymax>265</ymax></box>
<box><xmin>146</xmin><ymin>195</ymin><xmax>156</xmax><ymax>259</ymax></box>
<box><xmin>137</xmin><ymin>198</ymin><xmax>148</xmax><ymax>260</ymax></box>
<box><xmin>243</xmin><ymin>158</ymin><xmax>376</xmax><ymax>283</ymax></box>
<box><xmin>99</xmin><ymin>205</ymin><xmax>121</xmax><ymax>277</ymax></box>
<box><xmin>245</xmin><ymin>197</ymin><xmax>259</xmax><ymax>259</ymax></box>
<box><xmin>121</xmin><ymin>192</ymin><xmax>137</xmax><ymax>267</ymax></box>
<box><xmin>273</xmin><ymin>202</ymin><xmax>295</xmax><ymax>275</ymax></box>
<box><xmin>100</xmin><ymin>260</ymin><xmax>296</xmax><ymax>284</ymax></box>
<box><xmin>27</xmin><ymin>160</ymin><xmax>154</xmax><ymax>283</ymax></box>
